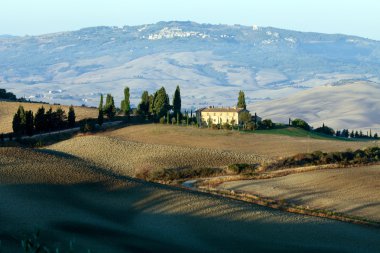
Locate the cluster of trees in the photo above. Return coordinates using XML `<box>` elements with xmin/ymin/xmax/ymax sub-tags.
<box><xmin>267</xmin><ymin>147</ymin><xmax>380</xmax><ymax>170</ymax></box>
<box><xmin>0</xmin><ymin>89</ymin><xmax>17</xmax><ymax>101</ymax></box>
<box><xmin>12</xmin><ymin>105</ymin><xmax>75</xmax><ymax>136</ymax></box>
<box><xmin>336</xmin><ymin>129</ymin><xmax>378</xmax><ymax>139</ymax></box>
<box><xmin>289</xmin><ymin>118</ymin><xmax>379</xmax><ymax>139</ymax></box>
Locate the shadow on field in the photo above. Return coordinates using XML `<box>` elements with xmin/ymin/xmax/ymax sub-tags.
<box><xmin>1</xmin><ymin>150</ymin><xmax>380</xmax><ymax>252</ymax></box>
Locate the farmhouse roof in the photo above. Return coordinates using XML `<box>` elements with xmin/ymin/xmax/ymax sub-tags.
<box><xmin>196</xmin><ymin>107</ymin><xmax>248</xmax><ymax>113</ymax></box>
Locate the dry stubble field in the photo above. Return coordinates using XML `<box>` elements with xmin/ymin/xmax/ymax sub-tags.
<box><xmin>101</xmin><ymin>124</ymin><xmax>377</xmax><ymax>158</ymax></box>
<box><xmin>219</xmin><ymin>166</ymin><xmax>380</xmax><ymax>221</ymax></box>
<box><xmin>1</xmin><ymin>147</ymin><xmax>380</xmax><ymax>252</ymax></box>
<box><xmin>0</xmin><ymin>101</ymin><xmax>98</xmax><ymax>133</ymax></box>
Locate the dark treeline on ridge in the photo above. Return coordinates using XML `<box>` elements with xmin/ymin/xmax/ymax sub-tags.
<box><xmin>12</xmin><ymin>105</ymin><xmax>75</xmax><ymax>137</ymax></box>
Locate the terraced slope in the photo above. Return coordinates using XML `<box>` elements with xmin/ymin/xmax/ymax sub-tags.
<box><xmin>1</xmin><ymin>147</ymin><xmax>380</xmax><ymax>252</ymax></box>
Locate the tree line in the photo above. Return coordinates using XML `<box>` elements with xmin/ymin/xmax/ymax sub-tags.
<box><xmin>290</xmin><ymin>118</ymin><xmax>378</xmax><ymax>139</ymax></box>
<box><xmin>12</xmin><ymin>105</ymin><xmax>75</xmax><ymax>136</ymax></box>
<box><xmin>96</xmin><ymin>85</ymin><xmax>188</xmax><ymax>125</ymax></box>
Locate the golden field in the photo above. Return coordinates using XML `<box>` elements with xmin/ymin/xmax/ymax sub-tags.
<box><xmin>219</xmin><ymin>166</ymin><xmax>380</xmax><ymax>222</ymax></box>
<box><xmin>1</xmin><ymin>146</ymin><xmax>380</xmax><ymax>252</ymax></box>
<box><xmin>100</xmin><ymin>124</ymin><xmax>377</xmax><ymax>158</ymax></box>
<box><xmin>0</xmin><ymin>101</ymin><xmax>98</xmax><ymax>133</ymax></box>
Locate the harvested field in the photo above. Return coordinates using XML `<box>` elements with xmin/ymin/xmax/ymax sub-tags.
<box><xmin>101</xmin><ymin>124</ymin><xmax>377</xmax><ymax>158</ymax></box>
<box><xmin>1</xmin><ymin>147</ymin><xmax>380</xmax><ymax>252</ymax></box>
<box><xmin>48</xmin><ymin>135</ymin><xmax>268</xmax><ymax>177</ymax></box>
<box><xmin>0</xmin><ymin>101</ymin><xmax>98</xmax><ymax>133</ymax></box>
<box><xmin>219</xmin><ymin>166</ymin><xmax>380</xmax><ymax>221</ymax></box>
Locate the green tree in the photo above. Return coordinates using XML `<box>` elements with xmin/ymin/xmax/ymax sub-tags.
<box><xmin>97</xmin><ymin>109</ymin><xmax>104</xmax><ymax>127</ymax></box>
<box><xmin>54</xmin><ymin>107</ymin><xmax>66</xmax><ymax>130</ymax></box>
<box><xmin>25</xmin><ymin>110</ymin><xmax>34</xmax><ymax>136</ymax></box>
<box><xmin>177</xmin><ymin>113</ymin><xmax>179</xmax><ymax>126</ymax></box>
<box><xmin>104</xmin><ymin>94</ymin><xmax>116</xmax><ymax>119</ymax></box>
<box><xmin>68</xmin><ymin>105</ymin><xmax>76</xmax><ymax>128</ymax></box>
<box><xmin>148</xmin><ymin>94</ymin><xmax>154</xmax><ymax>115</ymax></box>
<box><xmin>120</xmin><ymin>87</ymin><xmax>130</xmax><ymax>115</ymax></box>
<box><xmin>12</xmin><ymin>106</ymin><xmax>24</xmax><ymax>135</ymax></box>
<box><xmin>291</xmin><ymin>118</ymin><xmax>311</xmax><ymax>131</ymax></box>
<box><xmin>99</xmin><ymin>94</ymin><xmax>104</xmax><ymax>110</ymax></box>
<box><xmin>260</xmin><ymin>119</ymin><xmax>274</xmax><ymax>129</ymax></box>
<box><xmin>45</xmin><ymin>107</ymin><xmax>53</xmax><ymax>132</ymax></box>
<box><xmin>138</xmin><ymin>91</ymin><xmax>150</xmax><ymax>116</ymax></box>
<box><xmin>314</xmin><ymin>124</ymin><xmax>335</xmax><ymax>136</ymax></box>
<box><xmin>34</xmin><ymin>106</ymin><xmax>45</xmax><ymax>133</ymax></box>
<box><xmin>239</xmin><ymin>111</ymin><xmax>252</xmax><ymax>125</ymax></box>
<box><xmin>237</xmin><ymin>90</ymin><xmax>246</xmax><ymax>109</ymax></box>
<box><xmin>153</xmin><ymin>87</ymin><xmax>170</xmax><ymax>120</ymax></box>
<box><xmin>173</xmin><ymin>85</ymin><xmax>181</xmax><ymax>116</ymax></box>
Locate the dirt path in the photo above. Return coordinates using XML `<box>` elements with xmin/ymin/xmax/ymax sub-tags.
<box><xmin>219</xmin><ymin>166</ymin><xmax>380</xmax><ymax>222</ymax></box>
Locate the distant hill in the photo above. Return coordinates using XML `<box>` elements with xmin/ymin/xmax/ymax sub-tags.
<box><xmin>1</xmin><ymin>21</ymin><xmax>380</xmax><ymax>128</ymax></box>
<box><xmin>251</xmin><ymin>82</ymin><xmax>380</xmax><ymax>131</ymax></box>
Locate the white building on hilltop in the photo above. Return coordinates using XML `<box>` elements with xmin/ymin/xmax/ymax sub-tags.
<box><xmin>196</xmin><ymin>106</ymin><xmax>250</xmax><ymax>126</ymax></box>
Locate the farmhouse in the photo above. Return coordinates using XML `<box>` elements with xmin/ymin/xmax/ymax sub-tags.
<box><xmin>196</xmin><ymin>106</ymin><xmax>250</xmax><ymax>126</ymax></box>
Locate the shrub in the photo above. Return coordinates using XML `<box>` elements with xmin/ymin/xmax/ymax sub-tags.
<box><xmin>259</xmin><ymin>119</ymin><xmax>274</xmax><ymax>129</ymax></box>
<box><xmin>144</xmin><ymin>167</ymin><xmax>224</xmax><ymax>181</ymax></box>
<box><xmin>211</xmin><ymin>124</ymin><xmax>219</xmax><ymax>130</ymax></box>
<box><xmin>314</xmin><ymin>125</ymin><xmax>335</xmax><ymax>136</ymax></box>
<box><xmin>266</xmin><ymin>146</ymin><xmax>380</xmax><ymax>170</ymax></box>
<box><xmin>80</xmin><ymin>120</ymin><xmax>96</xmax><ymax>133</ymax></box>
<box><xmin>222</xmin><ymin>122</ymin><xmax>231</xmax><ymax>130</ymax></box>
<box><xmin>291</xmin><ymin>118</ymin><xmax>311</xmax><ymax>131</ymax></box>
<box><xmin>228</xmin><ymin>163</ymin><xmax>258</xmax><ymax>174</ymax></box>
<box><xmin>159</xmin><ymin>116</ymin><xmax>166</xmax><ymax>124</ymax></box>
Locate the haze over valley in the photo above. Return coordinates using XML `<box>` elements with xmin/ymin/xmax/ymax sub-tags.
<box><xmin>1</xmin><ymin>21</ymin><xmax>380</xmax><ymax>129</ymax></box>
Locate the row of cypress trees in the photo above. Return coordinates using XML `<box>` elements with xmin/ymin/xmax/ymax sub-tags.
<box><xmin>96</xmin><ymin>85</ymin><xmax>182</xmax><ymax>124</ymax></box>
<box><xmin>12</xmin><ymin>105</ymin><xmax>75</xmax><ymax>136</ymax></box>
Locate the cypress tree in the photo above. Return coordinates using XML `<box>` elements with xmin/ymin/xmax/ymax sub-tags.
<box><xmin>104</xmin><ymin>94</ymin><xmax>116</xmax><ymax>119</ymax></box>
<box><xmin>99</xmin><ymin>94</ymin><xmax>104</xmax><ymax>111</ymax></box>
<box><xmin>55</xmin><ymin>107</ymin><xmax>66</xmax><ymax>130</ymax></box>
<box><xmin>138</xmin><ymin>91</ymin><xmax>150</xmax><ymax>116</ymax></box>
<box><xmin>45</xmin><ymin>107</ymin><xmax>53</xmax><ymax>132</ymax></box>
<box><xmin>237</xmin><ymin>90</ymin><xmax>246</xmax><ymax>109</ymax></box>
<box><xmin>121</xmin><ymin>87</ymin><xmax>130</xmax><ymax>115</ymax></box>
<box><xmin>98</xmin><ymin>108</ymin><xmax>104</xmax><ymax>126</ymax></box>
<box><xmin>148</xmin><ymin>94</ymin><xmax>154</xmax><ymax>116</ymax></box>
<box><xmin>34</xmin><ymin>106</ymin><xmax>45</xmax><ymax>133</ymax></box>
<box><xmin>153</xmin><ymin>87</ymin><xmax>170</xmax><ymax>120</ymax></box>
<box><xmin>12</xmin><ymin>105</ymin><xmax>26</xmax><ymax>135</ymax></box>
<box><xmin>173</xmin><ymin>85</ymin><xmax>181</xmax><ymax>116</ymax></box>
<box><xmin>12</xmin><ymin>111</ymin><xmax>21</xmax><ymax>135</ymax></box>
<box><xmin>177</xmin><ymin>112</ymin><xmax>179</xmax><ymax>126</ymax></box>
<box><xmin>98</xmin><ymin>94</ymin><xmax>104</xmax><ymax>126</ymax></box>
<box><xmin>167</xmin><ymin>111</ymin><xmax>170</xmax><ymax>124</ymax></box>
<box><xmin>25</xmin><ymin>110</ymin><xmax>34</xmax><ymax>136</ymax></box>
<box><xmin>68</xmin><ymin>105</ymin><xmax>76</xmax><ymax>128</ymax></box>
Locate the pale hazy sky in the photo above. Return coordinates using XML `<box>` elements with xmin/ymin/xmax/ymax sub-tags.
<box><xmin>1</xmin><ymin>0</ymin><xmax>379</xmax><ymax>40</ymax></box>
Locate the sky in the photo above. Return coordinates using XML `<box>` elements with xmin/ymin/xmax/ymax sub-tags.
<box><xmin>1</xmin><ymin>0</ymin><xmax>380</xmax><ymax>40</ymax></box>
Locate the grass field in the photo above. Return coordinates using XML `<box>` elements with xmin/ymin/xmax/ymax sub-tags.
<box><xmin>251</xmin><ymin>126</ymin><xmax>350</xmax><ymax>140</ymax></box>
<box><xmin>2</xmin><ymin>147</ymin><xmax>380</xmax><ymax>252</ymax></box>
<box><xmin>100</xmin><ymin>124</ymin><xmax>377</xmax><ymax>158</ymax></box>
<box><xmin>0</xmin><ymin>101</ymin><xmax>98</xmax><ymax>133</ymax></box>
<box><xmin>219</xmin><ymin>166</ymin><xmax>380</xmax><ymax>222</ymax></box>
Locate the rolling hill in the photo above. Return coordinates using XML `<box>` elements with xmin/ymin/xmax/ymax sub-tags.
<box><xmin>251</xmin><ymin>81</ymin><xmax>380</xmax><ymax>131</ymax></box>
<box><xmin>1</xmin><ymin>21</ymin><xmax>379</xmax><ymax>129</ymax></box>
